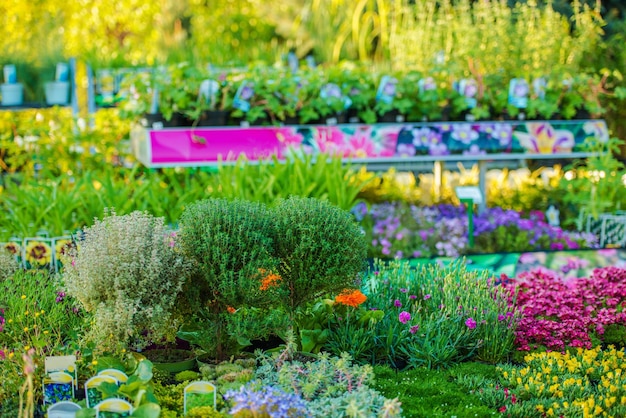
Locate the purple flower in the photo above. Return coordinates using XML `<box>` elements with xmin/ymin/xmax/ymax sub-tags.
<box><xmin>423</xmin><ymin>294</ymin><xmax>431</xmax><ymax>300</ymax></box>
<box><xmin>451</xmin><ymin>124</ymin><xmax>479</xmax><ymax>144</ymax></box>
<box><xmin>409</xmin><ymin>295</ymin><xmax>417</xmax><ymax>300</ymax></box>
<box><xmin>497</xmin><ymin>314</ymin><xmax>506</xmax><ymax>321</ymax></box>
<box><xmin>409</xmin><ymin>325</ymin><xmax>420</xmax><ymax>334</ymax></box>
<box><xmin>412</xmin><ymin>127</ymin><xmax>441</xmax><ymax>147</ymax></box>
<box><xmin>394</xmin><ymin>299</ymin><xmax>402</xmax><ymax>308</ymax></box>
<box><xmin>399</xmin><ymin>311</ymin><xmax>411</xmax><ymax>324</ymax></box>
<box><xmin>400</xmin><ymin>288</ymin><xmax>408</xmax><ymax>293</ymax></box>
<box><xmin>465</xmin><ymin>317</ymin><xmax>477</xmax><ymax>329</ymax></box>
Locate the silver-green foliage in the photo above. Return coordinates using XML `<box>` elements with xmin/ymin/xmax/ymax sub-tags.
<box><xmin>0</xmin><ymin>249</ymin><xmax>19</xmax><ymax>281</ymax></box>
<box><xmin>254</xmin><ymin>351</ymin><xmax>402</xmax><ymax>418</ymax></box>
<box><xmin>63</xmin><ymin>209</ymin><xmax>190</xmax><ymax>352</ymax></box>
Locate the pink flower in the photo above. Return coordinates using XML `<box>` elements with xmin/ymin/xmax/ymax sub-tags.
<box><xmin>394</xmin><ymin>299</ymin><xmax>402</xmax><ymax>308</ymax></box>
<box><xmin>409</xmin><ymin>325</ymin><xmax>420</xmax><ymax>334</ymax></box>
<box><xmin>465</xmin><ymin>317</ymin><xmax>477</xmax><ymax>329</ymax></box>
<box><xmin>399</xmin><ymin>311</ymin><xmax>411</xmax><ymax>324</ymax></box>
<box><xmin>424</xmin><ymin>294</ymin><xmax>431</xmax><ymax>300</ymax></box>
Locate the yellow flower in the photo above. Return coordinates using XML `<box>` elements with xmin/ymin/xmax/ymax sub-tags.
<box><xmin>8</xmin><ymin>352</ymin><xmax>14</xmax><ymax>359</ymax></box>
<box><xmin>43</xmin><ymin>331</ymin><xmax>48</xmax><ymax>335</ymax></box>
<box><xmin>25</xmin><ymin>241</ymin><xmax>52</xmax><ymax>266</ymax></box>
<box><xmin>23</xmin><ymin>327</ymin><xmax>29</xmax><ymax>332</ymax></box>
<box><xmin>24</xmin><ymin>346</ymin><xmax>30</xmax><ymax>351</ymax></box>
<box><xmin>4</xmin><ymin>242</ymin><xmax>20</xmax><ymax>255</ymax></box>
<box><xmin>21</xmin><ymin>295</ymin><xmax>26</xmax><ymax>299</ymax></box>
<box><xmin>92</xmin><ymin>360</ymin><xmax>98</xmax><ymax>366</ymax></box>
<box><xmin>7</xmin><ymin>319</ymin><xmax>12</xmax><ymax>323</ymax></box>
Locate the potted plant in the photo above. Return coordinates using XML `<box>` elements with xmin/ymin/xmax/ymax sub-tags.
<box><xmin>44</xmin><ymin>62</ymin><xmax>71</xmax><ymax>106</ymax></box>
<box><xmin>177</xmin><ymin>199</ymin><xmax>280</xmax><ymax>361</ymax></box>
<box><xmin>157</xmin><ymin>62</ymin><xmax>204</xmax><ymax>127</ymax></box>
<box><xmin>63</xmin><ymin>210</ymin><xmax>191</xmax><ymax>354</ymax></box>
<box><xmin>185</xmin><ymin>73</ymin><xmax>234</xmax><ymax>127</ymax></box>
<box><xmin>1</xmin><ymin>64</ymin><xmax>24</xmax><ymax>106</ymax></box>
<box><xmin>339</xmin><ymin>65</ymin><xmax>377</xmax><ymax>124</ymax></box>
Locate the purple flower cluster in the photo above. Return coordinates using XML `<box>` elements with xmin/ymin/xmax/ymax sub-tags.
<box><xmin>225</xmin><ymin>385</ymin><xmax>310</xmax><ymax>418</ymax></box>
<box><xmin>359</xmin><ymin>202</ymin><xmax>597</xmax><ymax>259</ymax></box>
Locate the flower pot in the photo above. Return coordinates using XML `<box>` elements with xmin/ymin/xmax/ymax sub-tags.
<box><xmin>378</xmin><ymin>110</ymin><xmax>404</xmax><ymax>123</ymax></box>
<box><xmin>142</xmin><ymin>349</ymin><xmax>197</xmax><ymax>373</ymax></box>
<box><xmin>198</xmin><ymin>110</ymin><xmax>230</xmax><ymax>127</ymax></box>
<box><xmin>140</xmin><ymin>113</ymin><xmax>166</xmax><ymax>129</ymax></box>
<box><xmin>1</xmin><ymin>83</ymin><xmax>24</xmax><ymax>106</ymax></box>
<box><xmin>44</xmin><ymin>81</ymin><xmax>70</xmax><ymax>106</ymax></box>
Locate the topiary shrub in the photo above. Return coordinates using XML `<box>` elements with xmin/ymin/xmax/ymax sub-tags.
<box><xmin>177</xmin><ymin>199</ymin><xmax>279</xmax><ymax>360</ymax></box>
<box><xmin>63</xmin><ymin>210</ymin><xmax>190</xmax><ymax>352</ymax></box>
<box><xmin>271</xmin><ymin>196</ymin><xmax>368</xmax><ymax>316</ymax></box>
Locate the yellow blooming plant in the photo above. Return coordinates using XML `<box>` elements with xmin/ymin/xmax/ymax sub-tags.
<box><xmin>24</xmin><ymin>240</ymin><xmax>52</xmax><ymax>267</ymax></box>
<box><xmin>493</xmin><ymin>347</ymin><xmax>626</xmax><ymax>417</ymax></box>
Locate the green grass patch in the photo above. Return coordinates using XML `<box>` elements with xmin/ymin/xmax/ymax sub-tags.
<box><xmin>374</xmin><ymin>363</ymin><xmax>500</xmax><ymax>418</ymax></box>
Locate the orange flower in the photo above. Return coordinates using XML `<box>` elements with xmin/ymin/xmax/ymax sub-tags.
<box><xmin>227</xmin><ymin>306</ymin><xmax>236</xmax><ymax>314</ymax></box>
<box><xmin>335</xmin><ymin>289</ymin><xmax>367</xmax><ymax>308</ymax></box>
<box><xmin>260</xmin><ymin>272</ymin><xmax>282</xmax><ymax>291</ymax></box>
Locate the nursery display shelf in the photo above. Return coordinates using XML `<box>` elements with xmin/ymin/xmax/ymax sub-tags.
<box><xmin>131</xmin><ymin>119</ymin><xmax>608</xmax><ymax>211</ymax></box>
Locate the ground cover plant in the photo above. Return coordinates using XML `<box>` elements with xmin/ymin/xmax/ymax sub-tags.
<box><xmin>503</xmin><ymin>265</ymin><xmax>626</xmax><ymax>353</ymax></box>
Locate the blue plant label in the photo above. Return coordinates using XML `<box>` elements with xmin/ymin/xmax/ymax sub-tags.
<box><xmin>3</xmin><ymin>65</ymin><xmax>17</xmax><ymax>84</ymax></box>
<box><xmin>305</xmin><ymin>55</ymin><xmax>316</xmax><ymax>68</ymax></box>
<box><xmin>508</xmin><ymin>78</ymin><xmax>529</xmax><ymax>108</ymax></box>
<box><xmin>376</xmin><ymin>76</ymin><xmax>397</xmax><ymax>104</ymax></box>
<box><xmin>43</xmin><ymin>372</ymin><xmax>74</xmax><ymax>404</ymax></box>
<box><xmin>198</xmin><ymin>79</ymin><xmax>220</xmax><ymax>106</ymax></box>
<box><xmin>56</xmin><ymin>63</ymin><xmax>69</xmax><ymax>82</ymax></box>
<box><xmin>458</xmin><ymin>79</ymin><xmax>478</xmax><ymax>108</ymax></box>
<box><xmin>418</xmin><ymin>77</ymin><xmax>437</xmax><ymax>95</ymax></box>
<box><xmin>233</xmin><ymin>81</ymin><xmax>254</xmax><ymax>112</ymax></box>
<box><xmin>546</xmin><ymin>205</ymin><xmax>560</xmax><ymax>227</ymax></box>
<box><xmin>287</xmin><ymin>52</ymin><xmax>299</xmax><ymax>73</ymax></box>
<box><xmin>533</xmin><ymin>77</ymin><xmax>547</xmax><ymax>100</ymax></box>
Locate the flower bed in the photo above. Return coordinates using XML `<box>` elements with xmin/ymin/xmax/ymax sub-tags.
<box><xmin>503</xmin><ymin>266</ymin><xmax>626</xmax><ymax>352</ymax></box>
<box><xmin>356</xmin><ymin>202</ymin><xmax>598</xmax><ymax>258</ymax></box>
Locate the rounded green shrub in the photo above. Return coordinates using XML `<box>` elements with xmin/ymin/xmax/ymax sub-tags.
<box><xmin>272</xmin><ymin>196</ymin><xmax>368</xmax><ymax>314</ymax></box>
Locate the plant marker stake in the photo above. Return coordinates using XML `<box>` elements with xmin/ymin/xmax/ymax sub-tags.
<box><xmin>461</xmin><ymin>198</ymin><xmax>474</xmax><ymax>249</ymax></box>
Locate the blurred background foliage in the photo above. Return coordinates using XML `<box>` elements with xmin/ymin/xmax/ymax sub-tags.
<box><xmin>0</xmin><ymin>0</ymin><xmax>624</xmax><ymax>136</ymax></box>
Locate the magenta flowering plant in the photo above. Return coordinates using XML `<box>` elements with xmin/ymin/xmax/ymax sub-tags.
<box><xmin>504</xmin><ymin>266</ymin><xmax>626</xmax><ymax>352</ymax></box>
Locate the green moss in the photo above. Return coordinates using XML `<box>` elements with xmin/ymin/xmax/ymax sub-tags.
<box><xmin>373</xmin><ymin>365</ymin><xmax>498</xmax><ymax>418</ymax></box>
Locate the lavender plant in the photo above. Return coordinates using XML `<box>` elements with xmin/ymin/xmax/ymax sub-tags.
<box><xmin>224</xmin><ymin>384</ymin><xmax>309</xmax><ymax>418</ymax></box>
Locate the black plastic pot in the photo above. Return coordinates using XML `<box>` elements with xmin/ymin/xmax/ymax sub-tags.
<box><xmin>141</xmin><ymin>113</ymin><xmax>166</xmax><ymax>129</ymax></box>
<box><xmin>197</xmin><ymin>110</ymin><xmax>230</xmax><ymax>127</ymax></box>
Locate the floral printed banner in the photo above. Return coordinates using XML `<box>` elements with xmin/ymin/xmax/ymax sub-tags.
<box><xmin>132</xmin><ymin>119</ymin><xmax>609</xmax><ymax>167</ymax></box>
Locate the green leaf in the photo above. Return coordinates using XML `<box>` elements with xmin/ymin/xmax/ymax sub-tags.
<box><xmin>131</xmin><ymin>403</ymin><xmax>161</xmax><ymax>418</ymax></box>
